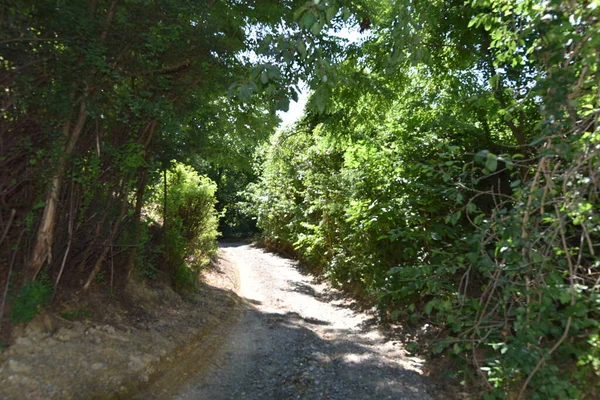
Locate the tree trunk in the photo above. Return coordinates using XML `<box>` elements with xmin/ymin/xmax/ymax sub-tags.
<box><xmin>163</xmin><ymin>166</ymin><xmax>168</xmax><ymax>262</ymax></box>
<box><xmin>25</xmin><ymin>100</ymin><xmax>88</xmax><ymax>282</ymax></box>
<box><xmin>83</xmin><ymin>188</ymin><xmax>128</xmax><ymax>290</ymax></box>
<box><xmin>123</xmin><ymin>120</ymin><xmax>158</xmax><ymax>285</ymax></box>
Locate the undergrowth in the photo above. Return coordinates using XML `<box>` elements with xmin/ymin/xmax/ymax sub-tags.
<box><xmin>10</xmin><ymin>274</ymin><xmax>52</xmax><ymax>323</ymax></box>
<box><xmin>249</xmin><ymin>1</ymin><xmax>600</xmax><ymax>395</ymax></box>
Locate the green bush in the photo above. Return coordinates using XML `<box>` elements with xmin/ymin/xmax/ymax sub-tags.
<box><xmin>10</xmin><ymin>275</ymin><xmax>52</xmax><ymax>323</ymax></box>
<box><xmin>251</xmin><ymin>15</ymin><xmax>600</xmax><ymax>395</ymax></box>
<box><xmin>174</xmin><ymin>264</ymin><xmax>197</xmax><ymax>293</ymax></box>
<box><xmin>165</xmin><ymin>163</ymin><xmax>219</xmax><ymax>263</ymax></box>
<box><xmin>147</xmin><ymin>162</ymin><xmax>220</xmax><ymax>291</ymax></box>
<box><xmin>135</xmin><ymin>220</ymin><xmax>162</xmax><ymax>280</ymax></box>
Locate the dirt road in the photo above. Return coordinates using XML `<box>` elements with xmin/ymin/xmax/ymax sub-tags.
<box><xmin>145</xmin><ymin>242</ymin><xmax>442</xmax><ymax>399</ymax></box>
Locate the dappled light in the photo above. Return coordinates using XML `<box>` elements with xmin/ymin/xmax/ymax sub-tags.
<box><xmin>166</xmin><ymin>243</ymin><xmax>442</xmax><ymax>400</ymax></box>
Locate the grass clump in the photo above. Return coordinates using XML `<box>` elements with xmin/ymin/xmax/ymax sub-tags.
<box><xmin>10</xmin><ymin>275</ymin><xmax>52</xmax><ymax>323</ymax></box>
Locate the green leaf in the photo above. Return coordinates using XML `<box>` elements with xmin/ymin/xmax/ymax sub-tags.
<box><xmin>450</xmin><ymin>211</ymin><xmax>461</xmax><ymax>225</ymax></box>
<box><xmin>290</xmin><ymin>89</ymin><xmax>299</xmax><ymax>102</ymax></box>
<box><xmin>238</xmin><ymin>85</ymin><xmax>251</xmax><ymax>101</ymax></box>
<box><xmin>260</xmin><ymin>70</ymin><xmax>269</xmax><ymax>84</ymax></box>
<box><xmin>296</xmin><ymin>39</ymin><xmax>307</xmax><ymax>59</ymax></box>
<box><xmin>453</xmin><ymin>343</ymin><xmax>462</xmax><ymax>354</ymax></box>
<box><xmin>467</xmin><ymin>16</ymin><xmax>478</xmax><ymax>28</ymax></box>
<box><xmin>474</xmin><ymin>214</ymin><xmax>484</xmax><ymax>225</ymax></box>
<box><xmin>313</xmin><ymin>90</ymin><xmax>327</xmax><ymax>113</ymax></box>
<box><xmin>341</xmin><ymin>7</ymin><xmax>351</xmax><ymax>21</ymax></box>
<box><xmin>467</xmin><ymin>202</ymin><xmax>477</xmax><ymax>213</ymax></box>
<box><xmin>489</xmin><ymin>74</ymin><xmax>500</xmax><ymax>89</ymax></box>
<box><xmin>325</xmin><ymin>5</ymin><xmax>338</xmax><ymax>22</ymax></box>
<box><xmin>424</xmin><ymin>301</ymin><xmax>434</xmax><ymax>315</ymax></box>
<box><xmin>32</xmin><ymin>200</ymin><xmax>46</xmax><ymax>210</ymax></box>
<box><xmin>485</xmin><ymin>153</ymin><xmax>498</xmax><ymax>172</ymax></box>
<box><xmin>300</xmin><ymin>12</ymin><xmax>316</xmax><ymax>29</ymax></box>
<box><xmin>276</xmin><ymin>97</ymin><xmax>290</xmax><ymax>112</ymax></box>
<box><xmin>475</xmin><ymin>150</ymin><xmax>489</xmax><ymax>163</ymax></box>
<box><xmin>282</xmin><ymin>50</ymin><xmax>294</xmax><ymax>64</ymax></box>
<box><xmin>310</xmin><ymin>20</ymin><xmax>323</xmax><ymax>35</ymax></box>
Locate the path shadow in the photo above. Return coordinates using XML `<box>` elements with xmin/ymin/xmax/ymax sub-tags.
<box><xmin>176</xmin><ymin>299</ymin><xmax>450</xmax><ymax>400</ymax></box>
<box><xmin>218</xmin><ymin>240</ymin><xmax>252</xmax><ymax>248</ymax></box>
<box><xmin>286</xmin><ymin>280</ymin><xmax>318</xmax><ymax>297</ymax></box>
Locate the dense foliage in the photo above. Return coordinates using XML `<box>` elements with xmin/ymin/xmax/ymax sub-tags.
<box><xmin>140</xmin><ymin>162</ymin><xmax>220</xmax><ymax>290</ymax></box>
<box><xmin>251</xmin><ymin>0</ymin><xmax>600</xmax><ymax>397</ymax></box>
<box><xmin>0</xmin><ymin>0</ymin><xmax>303</xmax><ymax>324</ymax></box>
<box><xmin>1</xmin><ymin>0</ymin><xmax>599</xmax><ymax>397</ymax></box>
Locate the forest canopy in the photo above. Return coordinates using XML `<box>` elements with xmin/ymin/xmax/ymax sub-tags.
<box><xmin>1</xmin><ymin>0</ymin><xmax>599</xmax><ymax>398</ymax></box>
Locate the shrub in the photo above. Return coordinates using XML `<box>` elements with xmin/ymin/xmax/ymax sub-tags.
<box><xmin>10</xmin><ymin>275</ymin><xmax>52</xmax><ymax>323</ymax></box>
<box><xmin>59</xmin><ymin>307</ymin><xmax>92</xmax><ymax>321</ymax></box>
<box><xmin>148</xmin><ymin>162</ymin><xmax>220</xmax><ymax>291</ymax></box>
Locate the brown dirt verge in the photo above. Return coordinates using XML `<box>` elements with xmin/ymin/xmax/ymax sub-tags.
<box><xmin>0</xmin><ymin>251</ymin><xmax>242</xmax><ymax>400</ymax></box>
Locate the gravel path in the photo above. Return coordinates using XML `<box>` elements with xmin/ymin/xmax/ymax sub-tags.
<box><xmin>172</xmin><ymin>242</ymin><xmax>441</xmax><ymax>399</ymax></box>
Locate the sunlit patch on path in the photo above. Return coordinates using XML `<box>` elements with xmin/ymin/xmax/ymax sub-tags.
<box><xmin>165</xmin><ymin>243</ymin><xmax>444</xmax><ymax>400</ymax></box>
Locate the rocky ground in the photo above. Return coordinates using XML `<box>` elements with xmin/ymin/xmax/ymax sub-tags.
<box><xmin>161</xmin><ymin>243</ymin><xmax>461</xmax><ymax>400</ymax></box>
<box><xmin>0</xmin><ymin>242</ymin><xmax>463</xmax><ymax>399</ymax></box>
<box><xmin>0</xmin><ymin>250</ymin><xmax>243</xmax><ymax>400</ymax></box>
